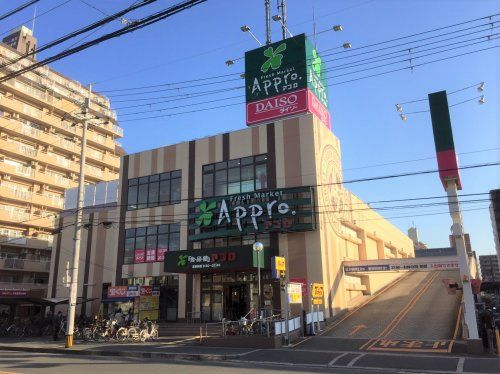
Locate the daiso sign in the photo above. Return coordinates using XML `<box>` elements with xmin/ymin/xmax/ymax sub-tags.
<box><xmin>247</xmin><ymin>89</ymin><xmax>308</xmax><ymax>125</ymax></box>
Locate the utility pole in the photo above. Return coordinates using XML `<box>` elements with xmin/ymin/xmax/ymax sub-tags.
<box><xmin>65</xmin><ymin>84</ymin><xmax>92</xmax><ymax>348</ymax></box>
<box><xmin>265</xmin><ymin>0</ymin><xmax>271</xmax><ymax>45</ymax></box>
<box><xmin>277</xmin><ymin>0</ymin><xmax>287</xmax><ymax>40</ymax></box>
<box><xmin>446</xmin><ymin>181</ymin><xmax>479</xmax><ymax>339</ymax></box>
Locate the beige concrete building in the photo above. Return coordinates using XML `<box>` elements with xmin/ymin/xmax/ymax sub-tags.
<box><xmin>0</xmin><ymin>28</ymin><xmax>123</xmax><ymax>297</ymax></box>
<box><xmin>50</xmin><ymin>114</ymin><xmax>413</xmax><ymax>321</ymax></box>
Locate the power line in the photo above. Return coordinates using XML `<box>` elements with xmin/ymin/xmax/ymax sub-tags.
<box><xmin>0</xmin><ymin>0</ymin><xmax>207</xmax><ymax>84</ymax></box>
<box><xmin>96</xmin><ymin>14</ymin><xmax>498</xmax><ymax>95</ymax></box>
<box><xmin>0</xmin><ymin>0</ymin><xmax>72</xmax><ymax>37</ymax></box>
<box><xmin>0</xmin><ymin>0</ymin><xmax>157</xmax><ymax>72</ymax></box>
<box><xmin>115</xmin><ymin>36</ymin><xmax>497</xmax><ymax>116</ymax></box>
<box><xmin>0</xmin><ymin>0</ymin><xmax>41</xmax><ymax>22</ymax></box>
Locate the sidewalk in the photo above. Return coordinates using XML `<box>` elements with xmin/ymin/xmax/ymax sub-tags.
<box><xmin>0</xmin><ymin>337</ymin><xmax>255</xmax><ymax>361</ymax></box>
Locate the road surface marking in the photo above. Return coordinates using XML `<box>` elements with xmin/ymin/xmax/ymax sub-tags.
<box><xmin>347</xmin><ymin>353</ymin><xmax>366</xmax><ymax>367</ymax></box>
<box><xmin>348</xmin><ymin>324</ymin><xmax>367</xmax><ymax>336</ymax></box>
<box><xmin>456</xmin><ymin>357</ymin><xmax>465</xmax><ymax>372</ymax></box>
<box><xmin>377</xmin><ymin>270</ymin><xmax>441</xmax><ymax>339</ymax></box>
<box><xmin>327</xmin><ymin>352</ymin><xmax>349</xmax><ymax>366</ymax></box>
<box><xmin>321</xmin><ymin>271</ymin><xmax>414</xmax><ymax>336</ymax></box>
<box><xmin>359</xmin><ymin>338</ymin><xmax>375</xmax><ymax>350</ymax></box>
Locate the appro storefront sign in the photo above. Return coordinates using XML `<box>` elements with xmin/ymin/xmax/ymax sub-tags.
<box><xmin>163</xmin><ymin>246</ymin><xmax>263</xmax><ymax>274</ymax></box>
<box><xmin>188</xmin><ymin>186</ymin><xmax>315</xmax><ymax>241</ymax></box>
<box><xmin>245</xmin><ymin>33</ymin><xmax>330</xmax><ymax>128</ymax></box>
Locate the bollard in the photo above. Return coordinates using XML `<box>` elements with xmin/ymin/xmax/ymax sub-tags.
<box><xmin>495</xmin><ymin>327</ymin><xmax>500</xmax><ymax>356</ymax></box>
<box><xmin>199</xmin><ymin>326</ymin><xmax>202</xmax><ymax>345</ymax></box>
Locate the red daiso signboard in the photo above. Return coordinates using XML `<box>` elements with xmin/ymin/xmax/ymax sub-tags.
<box><xmin>245</xmin><ymin>34</ymin><xmax>331</xmax><ymax>129</ymax></box>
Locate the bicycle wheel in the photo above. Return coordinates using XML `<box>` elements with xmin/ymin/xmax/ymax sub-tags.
<box><xmin>151</xmin><ymin>329</ymin><xmax>158</xmax><ymax>340</ymax></box>
<box><xmin>128</xmin><ymin>327</ymin><xmax>140</xmax><ymax>342</ymax></box>
<box><xmin>139</xmin><ymin>329</ymin><xmax>148</xmax><ymax>342</ymax></box>
<box><xmin>116</xmin><ymin>327</ymin><xmax>128</xmax><ymax>342</ymax></box>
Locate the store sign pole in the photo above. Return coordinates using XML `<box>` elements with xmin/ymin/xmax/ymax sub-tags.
<box><xmin>284</xmin><ymin>281</ymin><xmax>290</xmax><ymax>345</ymax></box>
<box><xmin>309</xmin><ymin>283</ymin><xmax>315</xmax><ymax>335</ymax></box>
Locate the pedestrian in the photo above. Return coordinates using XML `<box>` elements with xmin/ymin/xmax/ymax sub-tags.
<box><xmin>53</xmin><ymin>311</ymin><xmax>62</xmax><ymax>341</ymax></box>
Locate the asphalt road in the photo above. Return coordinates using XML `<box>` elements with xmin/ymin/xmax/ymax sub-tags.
<box><xmin>1</xmin><ymin>349</ymin><xmax>499</xmax><ymax>374</ymax></box>
<box><xmin>324</xmin><ymin>270</ymin><xmax>462</xmax><ymax>340</ymax></box>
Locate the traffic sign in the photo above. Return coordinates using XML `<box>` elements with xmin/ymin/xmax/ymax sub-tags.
<box><xmin>311</xmin><ymin>283</ymin><xmax>324</xmax><ymax>298</ymax></box>
<box><xmin>312</xmin><ymin>298</ymin><xmax>323</xmax><ymax>305</ymax></box>
<box><xmin>287</xmin><ymin>283</ymin><xmax>303</xmax><ymax>304</ymax></box>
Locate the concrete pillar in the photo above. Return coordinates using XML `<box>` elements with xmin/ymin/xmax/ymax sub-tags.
<box><xmin>376</xmin><ymin>239</ymin><xmax>385</xmax><ymax>260</ymax></box>
<box><xmin>357</xmin><ymin>229</ymin><xmax>367</xmax><ymax>260</ymax></box>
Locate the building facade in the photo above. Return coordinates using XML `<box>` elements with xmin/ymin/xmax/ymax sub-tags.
<box><xmin>479</xmin><ymin>255</ymin><xmax>500</xmax><ymax>282</ymax></box>
<box><xmin>49</xmin><ymin>114</ymin><xmax>414</xmax><ymax>321</ymax></box>
<box><xmin>0</xmin><ymin>28</ymin><xmax>123</xmax><ymax>297</ymax></box>
<box><xmin>490</xmin><ymin>189</ymin><xmax>500</xmax><ymax>263</ymax></box>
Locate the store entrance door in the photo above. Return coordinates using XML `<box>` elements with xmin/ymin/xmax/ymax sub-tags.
<box><xmin>225</xmin><ymin>284</ymin><xmax>247</xmax><ymax>320</ymax></box>
<box><xmin>159</xmin><ymin>285</ymin><xmax>178</xmax><ymax>321</ymax></box>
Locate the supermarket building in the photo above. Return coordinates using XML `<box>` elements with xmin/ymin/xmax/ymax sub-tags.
<box><xmin>48</xmin><ymin>114</ymin><xmax>414</xmax><ymax>321</ymax></box>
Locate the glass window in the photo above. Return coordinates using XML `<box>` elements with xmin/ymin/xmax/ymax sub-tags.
<box><xmin>148</xmin><ymin>181</ymin><xmax>159</xmax><ymax>206</ymax></box>
<box><xmin>136</xmin><ymin>227</ymin><xmax>147</xmax><ymax>237</ymax></box>
<box><xmin>169</xmin><ymin>232</ymin><xmax>180</xmax><ymax>251</ymax></box>
<box><xmin>159</xmin><ymin>179</ymin><xmax>170</xmax><ymax>204</ymax></box>
<box><xmin>202</xmin><ymin>173</ymin><xmax>213</xmax><ymax>197</ymax></box>
<box><xmin>170</xmin><ymin>177</ymin><xmax>181</xmax><ymax>203</ymax></box>
<box><xmin>255</xmin><ymin>164</ymin><xmax>267</xmax><ymax>190</ymax></box>
<box><xmin>127</xmin><ymin>185</ymin><xmax>138</xmax><ymax>210</ymax></box>
<box><xmin>124</xmin><ymin>238</ymin><xmax>135</xmax><ymax>264</ymax></box>
<box><xmin>215</xmin><ymin>161</ymin><xmax>227</xmax><ymax>170</ymax></box>
<box><xmin>158</xmin><ymin>225</ymin><xmax>169</xmax><ymax>234</ymax></box>
<box><xmin>147</xmin><ymin>226</ymin><xmax>157</xmax><ymax>235</ymax></box>
<box><xmin>125</xmin><ymin>228</ymin><xmax>135</xmax><ymax>238</ymax></box>
<box><xmin>137</xmin><ymin>184</ymin><xmax>148</xmax><ymax>209</ymax></box>
<box><xmin>215</xmin><ymin>170</ymin><xmax>227</xmax><ymax>196</ymax></box>
<box><xmin>127</xmin><ymin>170</ymin><xmax>181</xmax><ymax>210</ymax></box>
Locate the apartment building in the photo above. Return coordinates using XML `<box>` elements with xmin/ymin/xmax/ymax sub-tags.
<box><xmin>0</xmin><ymin>27</ymin><xmax>124</xmax><ymax>298</ymax></box>
<box><xmin>479</xmin><ymin>255</ymin><xmax>500</xmax><ymax>282</ymax></box>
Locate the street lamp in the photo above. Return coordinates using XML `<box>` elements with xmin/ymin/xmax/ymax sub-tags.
<box><xmin>271</xmin><ymin>14</ymin><xmax>293</xmax><ymax>38</ymax></box>
<box><xmin>240</xmin><ymin>25</ymin><xmax>262</xmax><ymax>46</ymax></box>
<box><xmin>253</xmin><ymin>241</ymin><xmax>264</xmax><ymax>318</ymax></box>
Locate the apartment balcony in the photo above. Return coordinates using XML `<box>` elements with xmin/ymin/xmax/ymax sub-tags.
<box><xmin>0</xmin><ymin>117</ymin><xmax>80</xmax><ymax>156</ymax></box>
<box><xmin>86</xmin><ymin>150</ymin><xmax>120</xmax><ymax>169</ymax></box>
<box><xmin>0</xmin><ymin>161</ymin><xmax>77</xmax><ymax>190</ymax></box>
<box><xmin>0</xmin><ymin>209</ymin><xmax>55</xmax><ymax>229</ymax></box>
<box><xmin>0</xmin><ymin>184</ymin><xmax>65</xmax><ymax>210</ymax></box>
<box><xmin>0</xmin><ymin>258</ymin><xmax>51</xmax><ymax>273</ymax></box>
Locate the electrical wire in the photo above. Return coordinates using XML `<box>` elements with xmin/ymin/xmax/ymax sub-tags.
<box><xmin>0</xmin><ymin>0</ymin><xmax>41</xmax><ymax>22</ymax></box>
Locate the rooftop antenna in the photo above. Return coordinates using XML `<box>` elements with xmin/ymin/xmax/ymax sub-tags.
<box><xmin>31</xmin><ymin>6</ymin><xmax>37</xmax><ymax>34</ymax></box>
<box><xmin>312</xmin><ymin>3</ymin><xmax>317</xmax><ymax>49</ymax></box>
<box><xmin>265</xmin><ymin>0</ymin><xmax>271</xmax><ymax>45</ymax></box>
<box><xmin>277</xmin><ymin>0</ymin><xmax>287</xmax><ymax>40</ymax></box>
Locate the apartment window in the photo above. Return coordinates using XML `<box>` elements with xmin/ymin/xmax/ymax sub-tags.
<box><xmin>202</xmin><ymin>154</ymin><xmax>268</xmax><ymax>197</ymax></box>
<box><xmin>124</xmin><ymin>223</ymin><xmax>180</xmax><ymax>264</ymax></box>
<box><xmin>127</xmin><ymin>170</ymin><xmax>181</xmax><ymax>210</ymax></box>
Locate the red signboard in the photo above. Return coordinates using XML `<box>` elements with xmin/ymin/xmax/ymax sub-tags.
<box><xmin>157</xmin><ymin>247</ymin><xmax>168</xmax><ymax>262</ymax></box>
<box><xmin>246</xmin><ymin>89</ymin><xmax>308</xmax><ymax>126</ymax></box>
<box><xmin>146</xmin><ymin>249</ymin><xmax>156</xmax><ymax>263</ymax></box>
<box><xmin>308</xmin><ymin>90</ymin><xmax>331</xmax><ymax>129</ymax></box>
<box><xmin>134</xmin><ymin>249</ymin><xmax>145</xmax><ymax>263</ymax></box>
<box><xmin>107</xmin><ymin>286</ymin><xmax>128</xmax><ymax>298</ymax></box>
<box><xmin>0</xmin><ymin>290</ymin><xmax>28</xmax><ymax>297</ymax></box>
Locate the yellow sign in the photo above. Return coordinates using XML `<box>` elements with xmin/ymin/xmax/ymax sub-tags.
<box><xmin>274</xmin><ymin>256</ymin><xmax>286</xmax><ymax>271</ymax></box>
<box><xmin>313</xmin><ymin>298</ymin><xmax>323</xmax><ymax>305</ymax></box>
<box><xmin>287</xmin><ymin>283</ymin><xmax>303</xmax><ymax>304</ymax></box>
<box><xmin>311</xmin><ymin>283</ymin><xmax>324</xmax><ymax>298</ymax></box>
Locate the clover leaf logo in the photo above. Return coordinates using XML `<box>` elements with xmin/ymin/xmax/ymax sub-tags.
<box><xmin>311</xmin><ymin>49</ymin><xmax>322</xmax><ymax>78</ymax></box>
<box><xmin>177</xmin><ymin>254</ymin><xmax>188</xmax><ymax>267</ymax></box>
<box><xmin>195</xmin><ymin>201</ymin><xmax>216</xmax><ymax>227</ymax></box>
<box><xmin>261</xmin><ymin>43</ymin><xmax>287</xmax><ymax>73</ymax></box>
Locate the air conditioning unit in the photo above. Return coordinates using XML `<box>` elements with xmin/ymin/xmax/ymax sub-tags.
<box><xmin>69</xmin><ymin>172</ymin><xmax>76</xmax><ymax>179</ymax></box>
<box><xmin>2</xmin><ymin>174</ymin><xmax>11</xmax><ymax>180</ymax></box>
<box><xmin>12</xmin><ymin>113</ymin><xmax>19</xmax><ymax>119</ymax></box>
<box><xmin>43</xmin><ymin>184</ymin><xmax>49</xmax><ymax>190</ymax></box>
<box><xmin>30</xmin><ymin>161</ymin><xmax>37</xmax><ymax>167</ymax></box>
<box><xmin>49</xmin><ymin>127</ymin><xmax>56</xmax><ymax>133</ymax></box>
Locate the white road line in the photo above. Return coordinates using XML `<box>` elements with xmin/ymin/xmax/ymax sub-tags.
<box><xmin>236</xmin><ymin>349</ymin><xmax>261</xmax><ymax>356</ymax></box>
<box><xmin>347</xmin><ymin>353</ymin><xmax>366</xmax><ymax>367</ymax></box>
<box><xmin>456</xmin><ymin>357</ymin><xmax>465</xmax><ymax>373</ymax></box>
<box><xmin>327</xmin><ymin>352</ymin><xmax>349</xmax><ymax>367</ymax></box>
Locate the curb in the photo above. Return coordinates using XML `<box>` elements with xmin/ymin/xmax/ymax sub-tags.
<box><xmin>0</xmin><ymin>344</ymin><xmax>239</xmax><ymax>361</ymax></box>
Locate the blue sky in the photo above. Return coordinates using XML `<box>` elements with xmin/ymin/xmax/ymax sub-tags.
<box><xmin>3</xmin><ymin>0</ymin><xmax>499</xmax><ymax>255</ymax></box>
